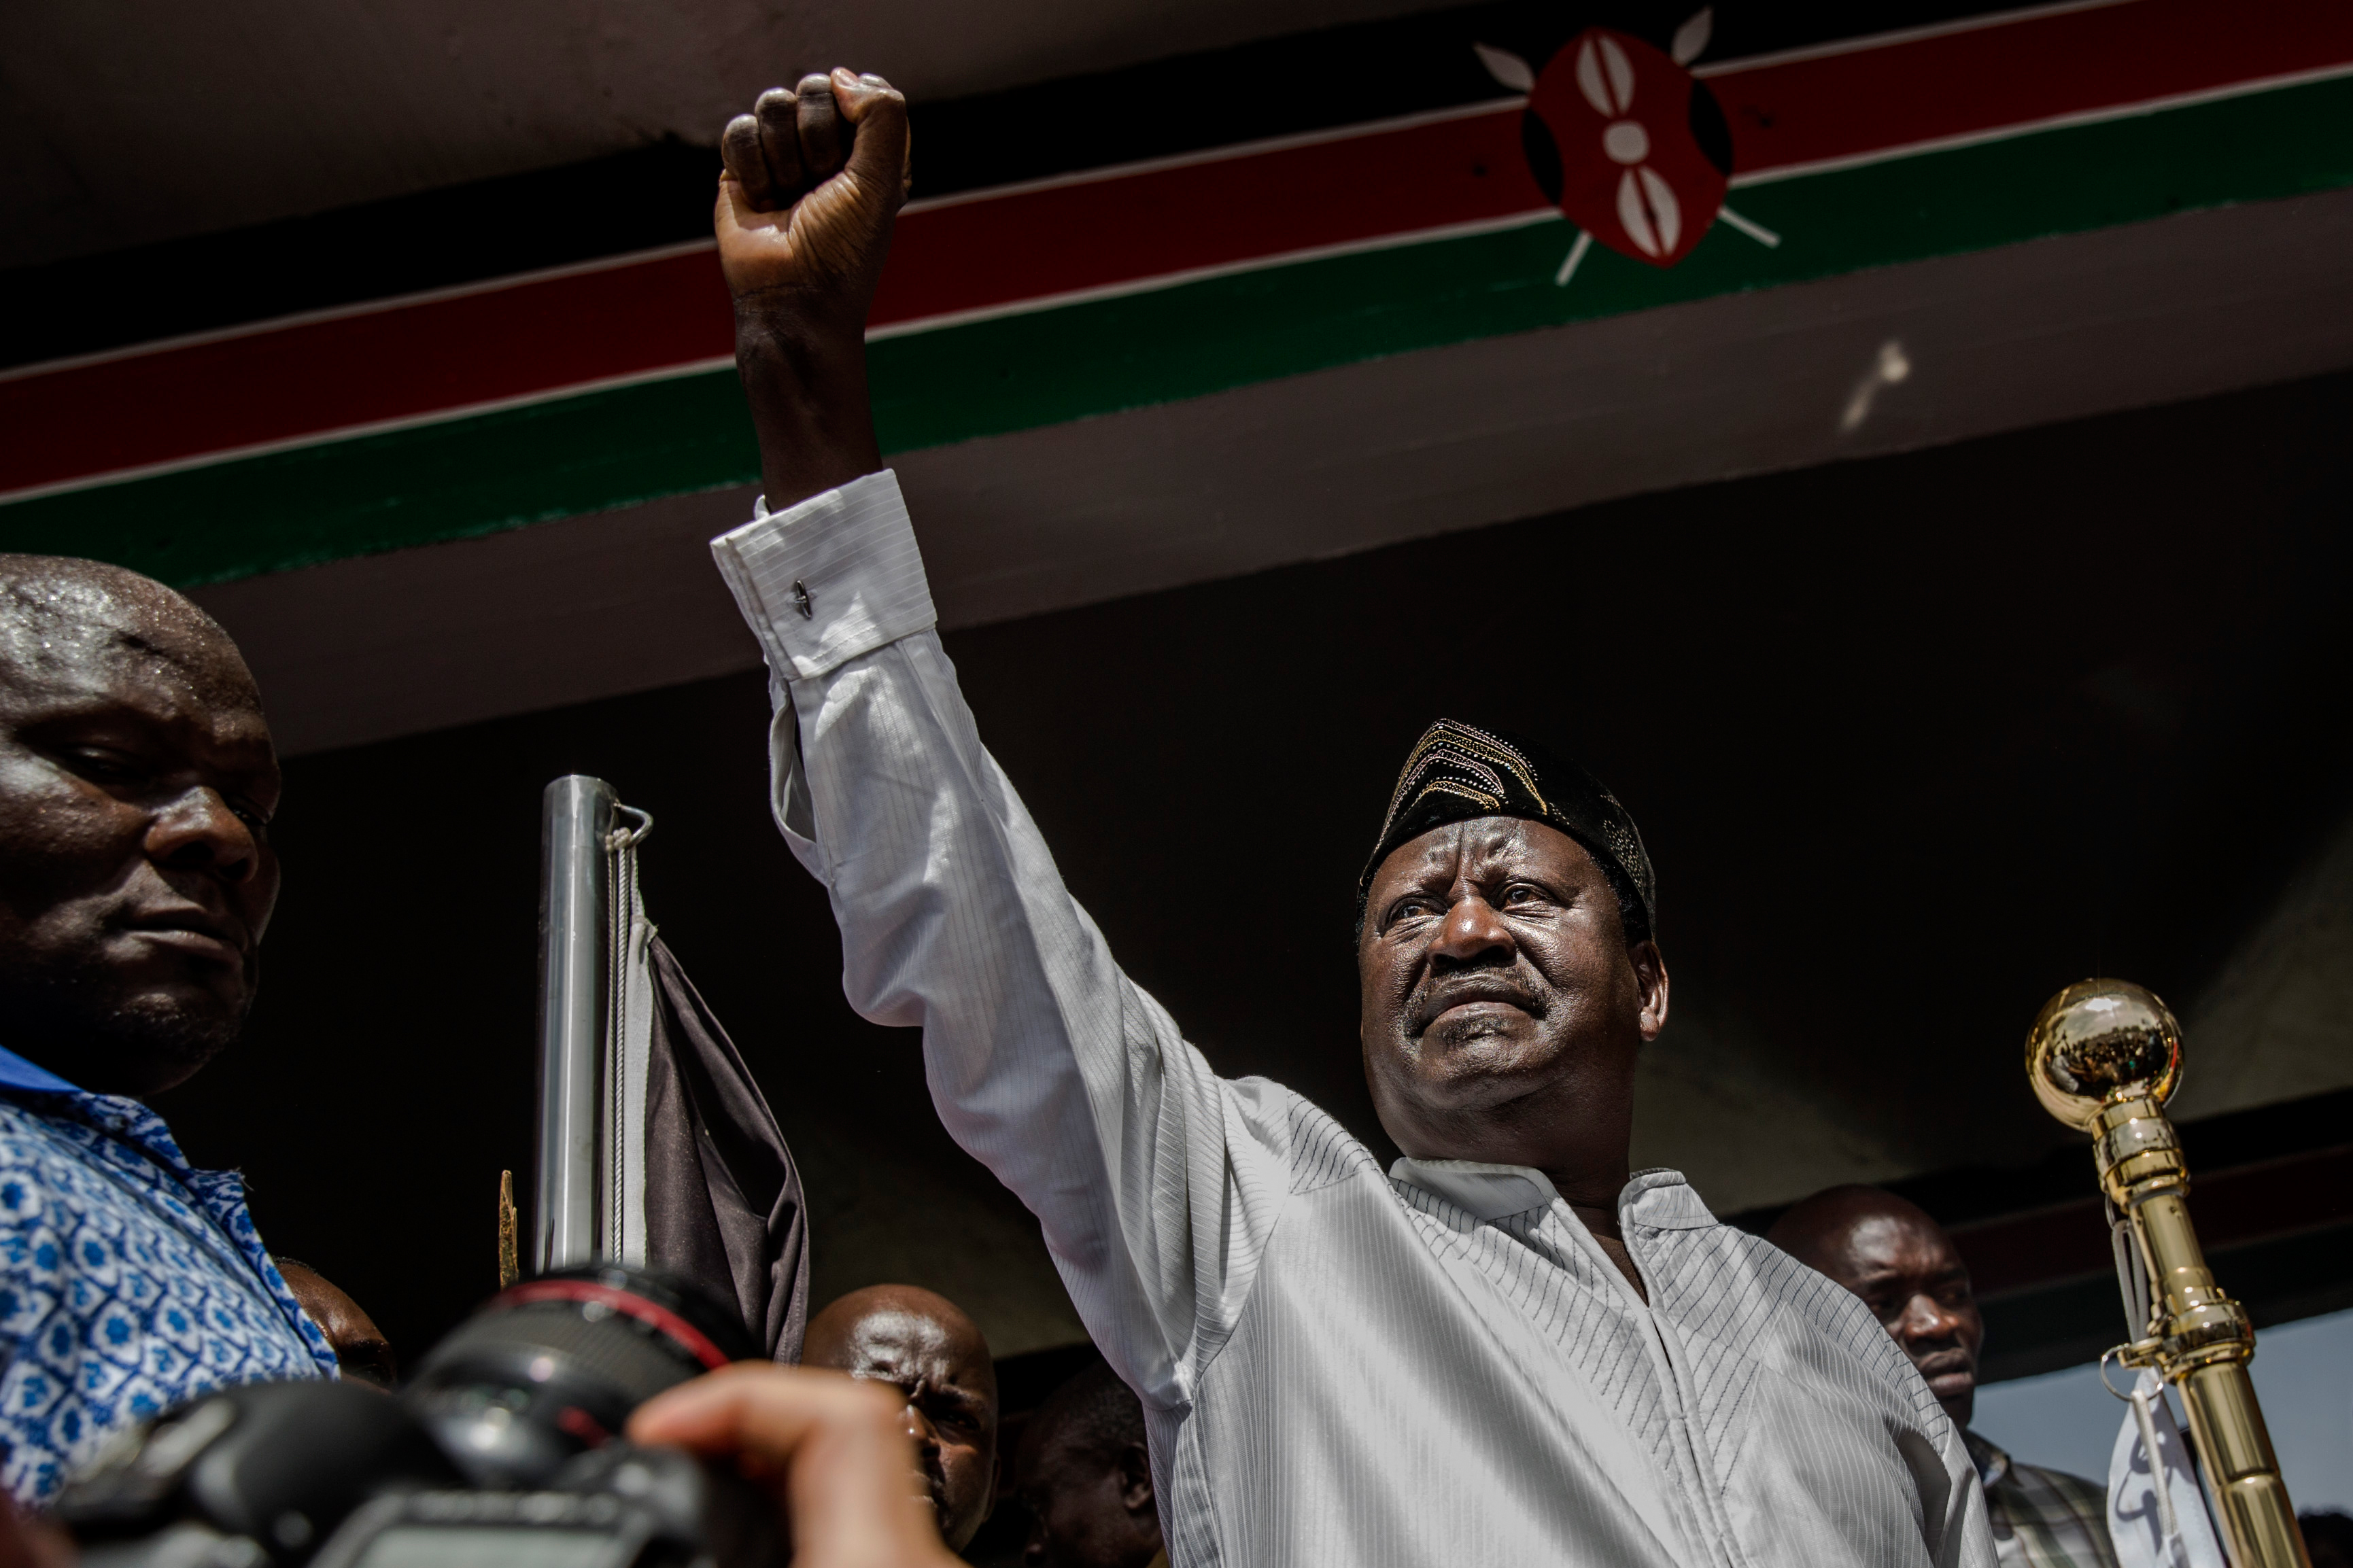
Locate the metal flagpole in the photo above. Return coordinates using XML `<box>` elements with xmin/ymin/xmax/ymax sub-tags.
<box><xmin>535</xmin><ymin>774</ymin><xmax>615</xmax><ymax>1274</ymax></box>
<box><xmin>526</xmin><ymin>773</ymin><xmax>802</xmax><ymax>1353</ymax></box>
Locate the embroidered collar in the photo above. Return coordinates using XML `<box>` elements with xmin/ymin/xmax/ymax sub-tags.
<box><xmin>1390</xmin><ymin>1159</ymin><xmax>1715</xmax><ymax>1230</ymax></box>
<box><xmin>1390</xmin><ymin>1158</ymin><xmax>1563</xmax><ymax>1219</ymax></box>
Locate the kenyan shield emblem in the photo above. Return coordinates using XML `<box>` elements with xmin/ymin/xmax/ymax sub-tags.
<box><xmin>1476</xmin><ymin>8</ymin><xmax>1780</xmax><ymax>285</ymax></box>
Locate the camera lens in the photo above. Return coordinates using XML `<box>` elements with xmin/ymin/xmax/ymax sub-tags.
<box><xmin>402</xmin><ymin>1266</ymin><xmax>754</xmax><ymax>1488</ymax></box>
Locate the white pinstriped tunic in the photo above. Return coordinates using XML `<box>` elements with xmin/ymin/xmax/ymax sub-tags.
<box><xmin>712</xmin><ymin>472</ymin><xmax>1995</xmax><ymax>1568</ymax></box>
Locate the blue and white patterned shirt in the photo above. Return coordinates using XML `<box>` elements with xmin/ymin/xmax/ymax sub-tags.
<box><xmin>0</xmin><ymin>1044</ymin><xmax>335</xmax><ymax>1503</ymax></box>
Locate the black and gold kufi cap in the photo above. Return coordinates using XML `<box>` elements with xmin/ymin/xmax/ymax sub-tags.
<box><xmin>1359</xmin><ymin>720</ymin><xmax>1655</xmax><ymax>940</ymax></box>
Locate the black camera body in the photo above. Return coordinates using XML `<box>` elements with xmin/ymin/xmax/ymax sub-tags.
<box><xmin>60</xmin><ymin>1268</ymin><xmax>780</xmax><ymax>1568</ymax></box>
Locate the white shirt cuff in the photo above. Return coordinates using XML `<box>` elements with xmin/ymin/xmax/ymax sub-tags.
<box><xmin>709</xmin><ymin>470</ymin><xmax>938</xmax><ymax>680</ymax></box>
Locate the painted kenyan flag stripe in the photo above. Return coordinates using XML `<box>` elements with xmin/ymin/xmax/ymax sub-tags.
<box><xmin>1</xmin><ymin>69</ymin><xmax>2346</xmax><ymax>589</ymax></box>
<box><xmin>4</xmin><ymin>0</ymin><xmax>2346</xmax><ymax>505</ymax></box>
<box><xmin>1707</xmin><ymin>0</ymin><xmax>2353</xmax><ymax>179</ymax></box>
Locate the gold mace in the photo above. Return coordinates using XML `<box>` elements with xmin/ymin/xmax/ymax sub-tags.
<box><xmin>2025</xmin><ymin>979</ymin><xmax>2309</xmax><ymax>1568</ymax></box>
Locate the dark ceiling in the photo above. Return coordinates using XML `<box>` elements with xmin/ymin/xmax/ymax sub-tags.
<box><xmin>152</xmin><ymin>366</ymin><xmax>2353</xmax><ymax>1365</ymax></box>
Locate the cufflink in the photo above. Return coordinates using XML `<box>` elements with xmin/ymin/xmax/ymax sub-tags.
<box><xmin>792</xmin><ymin>579</ymin><xmax>813</xmax><ymax>619</ymax></box>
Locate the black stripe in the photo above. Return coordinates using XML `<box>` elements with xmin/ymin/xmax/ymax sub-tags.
<box><xmin>0</xmin><ymin>140</ymin><xmax>720</xmax><ymax>373</ymax></box>
<box><xmin>1</xmin><ymin>0</ymin><xmax>2025</xmax><ymax>371</ymax></box>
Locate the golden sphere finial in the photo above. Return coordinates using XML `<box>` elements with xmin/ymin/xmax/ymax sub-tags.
<box><xmin>2026</xmin><ymin>978</ymin><xmax>2182</xmax><ymax>1130</ymax></box>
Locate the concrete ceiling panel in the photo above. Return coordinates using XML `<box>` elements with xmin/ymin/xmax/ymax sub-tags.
<box><xmin>0</xmin><ymin>0</ymin><xmax>1438</xmax><ymax>266</ymax></box>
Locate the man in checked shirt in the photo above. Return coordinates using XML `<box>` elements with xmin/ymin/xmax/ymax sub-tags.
<box><xmin>702</xmin><ymin>68</ymin><xmax>1995</xmax><ymax>1568</ymax></box>
<box><xmin>1772</xmin><ymin>1188</ymin><xmax>2122</xmax><ymax>1568</ymax></box>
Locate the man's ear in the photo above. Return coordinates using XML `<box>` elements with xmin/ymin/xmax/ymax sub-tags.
<box><xmin>1631</xmin><ymin>939</ymin><xmax>1669</xmax><ymax>1043</ymax></box>
<box><xmin>1118</xmin><ymin>1441</ymin><xmax>1153</xmax><ymax>1514</ymax></box>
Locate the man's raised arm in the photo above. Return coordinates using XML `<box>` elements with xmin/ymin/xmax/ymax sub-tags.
<box><xmin>704</xmin><ymin>75</ymin><xmax>1283</xmax><ymax>1421</ymax></box>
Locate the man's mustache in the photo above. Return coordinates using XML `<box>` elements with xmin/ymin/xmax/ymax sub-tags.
<box><xmin>1409</xmin><ymin>969</ymin><xmax>1547</xmax><ymax>1034</ymax></box>
<box><xmin>1912</xmin><ymin>1348</ymin><xmax>1972</xmax><ymax>1377</ymax></box>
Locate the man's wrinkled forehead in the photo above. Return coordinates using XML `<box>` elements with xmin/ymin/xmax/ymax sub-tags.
<box><xmin>848</xmin><ymin>1304</ymin><xmax>936</xmax><ymax>1351</ymax></box>
<box><xmin>1393</xmin><ymin>816</ymin><xmax>1589</xmax><ymax>878</ymax></box>
<box><xmin>1832</xmin><ymin>1209</ymin><xmax>1963</xmax><ymax>1278</ymax></box>
<box><xmin>846</xmin><ymin>1307</ymin><xmax>984</xmax><ymax>1382</ymax></box>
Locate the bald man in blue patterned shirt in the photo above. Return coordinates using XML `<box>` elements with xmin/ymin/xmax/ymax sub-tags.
<box><xmin>0</xmin><ymin>556</ymin><xmax>335</xmax><ymax>1503</ymax></box>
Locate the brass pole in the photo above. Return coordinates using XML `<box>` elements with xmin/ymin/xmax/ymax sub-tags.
<box><xmin>2027</xmin><ymin>980</ymin><xmax>2309</xmax><ymax>1568</ymax></box>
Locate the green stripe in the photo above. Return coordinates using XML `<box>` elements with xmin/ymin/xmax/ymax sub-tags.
<box><xmin>5</xmin><ymin>374</ymin><xmax>764</xmax><ymax>589</ymax></box>
<box><xmin>10</xmin><ymin>74</ymin><xmax>2351</xmax><ymax>587</ymax></box>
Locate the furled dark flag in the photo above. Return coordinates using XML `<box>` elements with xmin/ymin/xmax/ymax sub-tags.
<box><xmin>640</xmin><ymin>935</ymin><xmax>810</xmax><ymax>1363</ymax></box>
<box><xmin>536</xmin><ymin>777</ymin><xmax>810</xmax><ymax>1364</ymax></box>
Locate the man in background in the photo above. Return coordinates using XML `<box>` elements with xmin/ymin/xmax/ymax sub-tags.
<box><xmin>274</xmin><ymin>1259</ymin><xmax>397</xmax><ymax>1390</ymax></box>
<box><xmin>1770</xmin><ymin>1186</ymin><xmax>2119</xmax><ymax>1568</ymax></box>
<box><xmin>1014</xmin><ymin>1360</ymin><xmax>1164</xmax><ymax>1568</ymax></box>
<box><xmin>804</xmin><ymin>1285</ymin><xmax>997</xmax><ymax>1553</ymax></box>
<box><xmin>0</xmin><ymin>557</ymin><xmax>335</xmax><ymax>1501</ymax></box>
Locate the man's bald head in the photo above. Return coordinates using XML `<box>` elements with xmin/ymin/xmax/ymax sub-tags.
<box><xmin>1768</xmin><ymin>1186</ymin><xmax>1984</xmax><ymax>1427</ymax></box>
<box><xmin>0</xmin><ymin>557</ymin><xmax>254</xmax><ymax>698</ymax></box>
<box><xmin>0</xmin><ymin>556</ymin><xmax>279</xmax><ymax>1096</ymax></box>
<box><xmin>1768</xmin><ymin>1185</ymin><xmax>1945</xmax><ymax>1267</ymax></box>
<box><xmin>805</xmin><ymin>1285</ymin><xmax>998</xmax><ymax>1550</ymax></box>
<box><xmin>275</xmin><ymin>1257</ymin><xmax>398</xmax><ymax>1390</ymax></box>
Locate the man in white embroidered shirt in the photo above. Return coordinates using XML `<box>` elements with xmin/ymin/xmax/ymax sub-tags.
<box><xmin>704</xmin><ymin>70</ymin><xmax>1996</xmax><ymax>1568</ymax></box>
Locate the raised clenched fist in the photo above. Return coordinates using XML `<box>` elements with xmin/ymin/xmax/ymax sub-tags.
<box><xmin>717</xmin><ymin>69</ymin><xmax>908</xmax><ymax>508</ymax></box>
<box><xmin>717</xmin><ymin>69</ymin><xmax>910</xmax><ymax>322</ymax></box>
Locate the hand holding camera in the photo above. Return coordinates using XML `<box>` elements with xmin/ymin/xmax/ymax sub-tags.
<box><xmin>48</xmin><ymin>1268</ymin><xmax>953</xmax><ymax>1568</ymax></box>
<box><xmin>629</xmin><ymin>1367</ymin><xmax>953</xmax><ymax>1568</ymax></box>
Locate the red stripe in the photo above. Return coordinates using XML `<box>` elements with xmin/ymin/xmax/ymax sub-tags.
<box><xmin>4</xmin><ymin>0</ymin><xmax>2348</xmax><ymax>498</ymax></box>
<box><xmin>1715</xmin><ymin>0</ymin><xmax>2353</xmax><ymax>175</ymax></box>
<box><xmin>866</xmin><ymin>109</ymin><xmax>1545</xmax><ymax>327</ymax></box>
<box><xmin>0</xmin><ymin>252</ymin><xmax>737</xmax><ymax>496</ymax></box>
